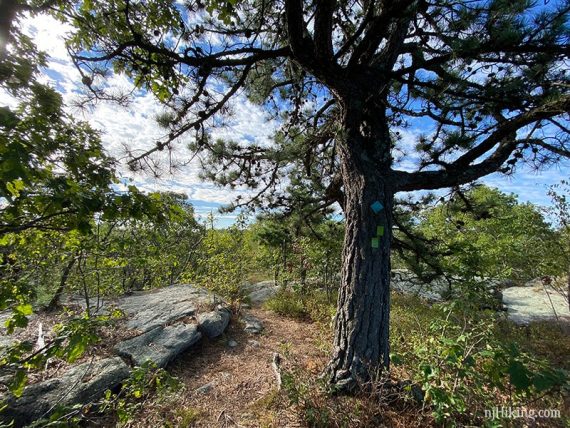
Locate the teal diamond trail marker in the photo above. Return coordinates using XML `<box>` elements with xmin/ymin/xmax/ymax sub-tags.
<box><xmin>370</xmin><ymin>201</ymin><xmax>384</xmax><ymax>213</ymax></box>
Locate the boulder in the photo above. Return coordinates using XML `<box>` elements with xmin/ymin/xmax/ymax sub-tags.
<box><xmin>197</xmin><ymin>308</ymin><xmax>231</xmax><ymax>338</ymax></box>
<box><xmin>390</xmin><ymin>269</ymin><xmax>447</xmax><ymax>301</ymax></box>
<box><xmin>1</xmin><ymin>357</ymin><xmax>130</xmax><ymax>427</ymax></box>
<box><xmin>242</xmin><ymin>314</ymin><xmax>263</xmax><ymax>334</ymax></box>
<box><xmin>244</xmin><ymin>281</ymin><xmax>279</xmax><ymax>304</ymax></box>
<box><xmin>114</xmin><ymin>324</ymin><xmax>201</xmax><ymax>368</ymax></box>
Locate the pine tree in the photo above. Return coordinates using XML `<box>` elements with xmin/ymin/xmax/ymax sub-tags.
<box><xmin>53</xmin><ymin>0</ymin><xmax>569</xmax><ymax>391</ymax></box>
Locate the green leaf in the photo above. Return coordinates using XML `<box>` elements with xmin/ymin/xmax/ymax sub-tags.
<box><xmin>66</xmin><ymin>334</ymin><xmax>88</xmax><ymax>362</ymax></box>
<box><xmin>10</xmin><ymin>370</ymin><xmax>28</xmax><ymax>398</ymax></box>
<box><xmin>508</xmin><ymin>360</ymin><xmax>531</xmax><ymax>391</ymax></box>
<box><xmin>390</xmin><ymin>353</ymin><xmax>404</xmax><ymax>366</ymax></box>
<box><xmin>0</xmin><ymin>107</ymin><xmax>20</xmax><ymax>129</ymax></box>
<box><xmin>15</xmin><ymin>304</ymin><xmax>33</xmax><ymax>316</ymax></box>
<box><xmin>6</xmin><ymin>179</ymin><xmax>25</xmax><ymax>198</ymax></box>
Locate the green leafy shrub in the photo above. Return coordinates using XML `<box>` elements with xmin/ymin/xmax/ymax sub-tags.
<box><xmin>191</xmin><ymin>214</ymin><xmax>252</xmax><ymax>302</ymax></box>
<box><xmin>100</xmin><ymin>361</ymin><xmax>182</xmax><ymax>426</ymax></box>
<box><xmin>397</xmin><ymin>185</ymin><xmax>560</xmax><ymax>283</ymax></box>
<box><xmin>264</xmin><ymin>289</ymin><xmax>336</xmax><ymax>324</ymax></box>
<box><xmin>265</xmin><ymin>289</ymin><xmax>307</xmax><ymax>319</ymax></box>
<box><xmin>0</xmin><ymin>309</ymin><xmax>123</xmax><ymax>399</ymax></box>
<box><xmin>253</xmin><ymin>216</ymin><xmax>343</xmax><ymax>292</ymax></box>
<box><xmin>391</xmin><ymin>299</ymin><xmax>569</xmax><ymax>425</ymax></box>
<box><xmin>281</xmin><ymin>368</ymin><xmax>332</xmax><ymax>427</ymax></box>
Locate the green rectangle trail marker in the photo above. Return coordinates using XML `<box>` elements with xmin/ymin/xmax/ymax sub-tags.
<box><xmin>376</xmin><ymin>226</ymin><xmax>384</xmax><ymax>236</ymax></box>
<box><xmin>371</xmin><ymin>237</ymin><xmax>379</xmax><ymax>248</ymax></box>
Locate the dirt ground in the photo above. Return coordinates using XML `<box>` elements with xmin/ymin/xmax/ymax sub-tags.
<box><xmin>124</xmin><ymin>308</ymin><xmax>433</xmax><ymax>428</ymax></box>
<box><xmin>122</xmin><ymin>307</ymin><xmax>329</xmax><ymax>427</ymax></box>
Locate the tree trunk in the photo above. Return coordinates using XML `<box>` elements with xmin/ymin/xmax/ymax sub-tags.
<box><xmin>326</xmin><ymin>111</ymin><xmax>394</xmax><ymax>391</ymax></box>
<box><xmin>567</xmin><ymin>267</ymin><xmax>570</xmax><ymax>311</ymax></box>
<box><xmin>47</xmin><ymin>256</ymin><xmax>76</xmax><ymax>312</ymax></box>
<box><xmin>300</xmin><ymin>259</ymin><xmax>307</xmax><ymax>293</ymax></box>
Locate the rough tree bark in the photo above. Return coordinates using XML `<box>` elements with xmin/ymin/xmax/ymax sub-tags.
<box><xmin>326</xmin><ymin>102</ymin><xmax>395</xmax><ymax>391</ymax></box>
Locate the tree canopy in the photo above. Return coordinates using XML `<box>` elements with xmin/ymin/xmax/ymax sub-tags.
<box><xmin>55</xmin><ymin>0</ymin><xmax>570</xmax><ymax>207</ymax></box>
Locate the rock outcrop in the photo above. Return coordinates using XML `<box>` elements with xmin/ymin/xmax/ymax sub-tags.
<box><xmin>1</xmin><ymin>284</ymin><xmax>232</xmax><ymax>427</ymax></box>
<box><xmin>502</xmin><ymin>283</ymin><xmax>570</xmax><ymax>325</ymax></box>
<box><xmin>118</xmin><ymin>285</ymin><xmax>212</xmax><ymax>332</ymax></box>
<box><xmin>115</xmin><ymin>323</ymin><xmax>202</xmax><ymax>368</ymax></box>
<box><xmin>1</xmin><ymin>357</ymin><xmax>130</xmax><ymax>427</ymax></box>
<box><xmin>243</xmin><ymin>281</ymin><xmax>279</xmax><ymax>304</ymax></box>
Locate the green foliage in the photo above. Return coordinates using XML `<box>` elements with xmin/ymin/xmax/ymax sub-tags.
<box><xmin>191</xmin><ymin>214</ymin><xmax>251</xmax><ymax>301</ymax></box>
<box><xmin>0</xmin><ymin>310</ymin><xmax>123</xmax><ymax>398</ymax></box>
<box><xmin>264</xmin><ymin>289</ymin><xmax>336</xmax><ymax>325</ymax></box>
<box><xmin>26</xmin><ymin>403</ymin><xmax>85</xmax><ymax>427</ymax></box>
<box><xmin>264</xmin><ymin>289</ymin><xmax>307</xmax><ymax>319</ymax></box>
<box><xmin>390</xmin><ymin>296</ymin><xmax>569</xmax><ymax>425</ymax></box>
<box><xmin>404</xmin><ymin>185</ymin><xmax>558</xmax><ymax>282</ymax></box>
<box><xmin>253</xmin><ymin>215</ymin><xmax>343</xmax><ymax>293</ymax></box>
<box><xmin>281</xmin><ymin>369</ymin><xmax>332</xmax><ymax>427</ymax></box>
<box><xmin>0</xmin><ymin>1</ymin><xmax>203</xmax><ymax>344</ymax></box>
<box><xmin>543</xmin><ymin>181</ymin><xmax>570</xmax><ymax>305</ymax></box>
<box><xmin>0</xmin><ymin>22</ymin><xmax>116</xmax><ymax>236</ymax></box>
<box><xmin>0</xmin><ymin>14</ymin><xmax>204</xmax><ymax>403</ymax></box>
<box><xmin>1</xmin><ymin>192</ymin><xmax>203</xmax><ymax>313</ymax></box>
<box><xmin>74</xmin><ymin>192</ymin><xmax>203</xmax><ymax>298</ymax></box>
<box><xmin>0</xmin><ymin>191</ymin><xmax>201</xmax><ymax>420</ymax></box>
<box><xmin>101</xmin><ymin>361</ymin><xmax>182</xmax><ymax>426</ymax></box>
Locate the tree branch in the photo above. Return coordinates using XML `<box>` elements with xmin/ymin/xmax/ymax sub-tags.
<box><xmin>395</xmin><ymin>95</ymin><xmax>570</xmax><ymax>191</ymax></box>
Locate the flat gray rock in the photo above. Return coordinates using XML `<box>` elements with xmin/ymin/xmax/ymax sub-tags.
<box><xmin>197</xmin><ymin>308</ymin><xmax>231</xmax><ymax>338</ymax></box>
<box><xmin>118</xmin><ymin>284</ymin><xmax>213</xmax><ymax>332</ymax></box>
<box><xmin>502</xmin><ymin>285</ymin><xmax>570</xmax><ymax>325</ymax></box>
<box><xmin>114</xmin><ymin>323</ymin><xmax>201</xmax><ymax>367</ymax></box>
<box><xmin>64</xmin><ymin>284</ymin><xmax>219</xmax><ymax>332</ymax></box>
<box><xmin>1</xmin><ymin>357</ymin><xmax>129</xmax><ymax>427</ymax></box>
<box><xmin>0</xmin><ymin>335</ymin><xmax>17</xmax><ymax>349</ymax></box>
<box><xmin>242</xmin><ymin>314</ymin><xmax>263</xmax><ymax>334</ymax></box>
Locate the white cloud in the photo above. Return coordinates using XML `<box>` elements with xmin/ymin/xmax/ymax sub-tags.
<box><xmin>12</xmin><ymin>13</ymin><xmax>277</xmax><ymax>218</ymax></box>
<box><xmin>22</xmin><ymin>15</ymin><xmax>73</xmax><ymax>61</ymax></box>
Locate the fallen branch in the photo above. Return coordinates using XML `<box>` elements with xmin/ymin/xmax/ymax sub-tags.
<box><xmin>272</xmin><ymin>353</ymin><xmax>282</xmax><ymax>390</ymax></box>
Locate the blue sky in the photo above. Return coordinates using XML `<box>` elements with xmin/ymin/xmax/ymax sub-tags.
<box><xmin>2</xmin><ymin>14</ymin><xmax>568</xmax><ymax>228</ymax></box>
